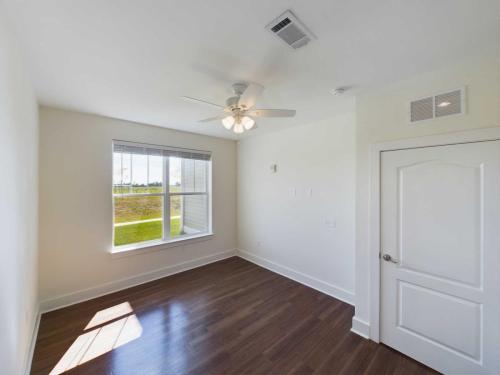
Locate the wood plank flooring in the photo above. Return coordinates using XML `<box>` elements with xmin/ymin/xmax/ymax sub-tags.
<box><xmin>31</xmin><ymin>257</ymin><xmax>439</xmax><ymax>374</ymax></box>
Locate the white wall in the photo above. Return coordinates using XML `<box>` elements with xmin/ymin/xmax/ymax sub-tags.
<box><xmin>237</xmin><ymin>113</ymin><xmax>356</xmax><ymax>303</ymax></box>
<box><xmin>354</xmin><ymin>57</ymin><xmax>500</xmax><ymax>333</ymax></box>
<box><xmin>0</xmin><ymin>8</ymin><xmax>39</xmax><ymax>375</ymax></box>
<box><xmin>39</xmin><ymin>107</ymin><xmax>237</xmax><ymax>309</ymax></box>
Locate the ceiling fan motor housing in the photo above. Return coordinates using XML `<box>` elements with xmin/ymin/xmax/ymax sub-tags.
<box><xmin>226</xmin><ymin>96</ymin><xmax>240</xmax><ymax>109</ymax></box>
<box><xmin>232</xmin><ymin>82</ymin><xmax>248</xmax><ymax>96</ymax></box>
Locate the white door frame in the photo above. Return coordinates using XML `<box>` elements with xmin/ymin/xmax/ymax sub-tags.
<box><xmin>368</xmin><ymin>126</ymin><xmax>500</xmax><ymax>343</ymax></box>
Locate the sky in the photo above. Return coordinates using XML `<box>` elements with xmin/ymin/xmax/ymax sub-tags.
<box><xmin>113</xmin><ymin>153</ymin><xmax>182</xmax><ymax>186</ymax></box>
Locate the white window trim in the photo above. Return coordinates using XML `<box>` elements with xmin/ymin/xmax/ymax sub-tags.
<box><xmin>110</xmin><ymin>232</ymin><xmax>215</xmax><ymax>259</ymax></box>
<box><xmin>111</xmin><ymin>140</ymin><xmax>213</xmax><ymax>254</ymax></box>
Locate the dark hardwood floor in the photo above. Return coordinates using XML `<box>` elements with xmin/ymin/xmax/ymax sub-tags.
<box><xmin>32</xmin><ymin>257</ymin><xmax>438</xmax><ymax>374</ymax></box>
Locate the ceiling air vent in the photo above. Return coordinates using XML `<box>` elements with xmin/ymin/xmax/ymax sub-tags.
<box><xmin>266</xmin><ymin>10</ymin><xmax>316</xmax><ymax>49</ymax></box>
<box><xmin>409</xmin><ymin>87</ymin><xmax>466</xmax><ymax>124</ymax></box>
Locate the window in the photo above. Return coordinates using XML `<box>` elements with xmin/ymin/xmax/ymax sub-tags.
<box><xmin>112</xmin><ymin>141</ymin><xmax>211</xmax><ymax>249</ymax></box>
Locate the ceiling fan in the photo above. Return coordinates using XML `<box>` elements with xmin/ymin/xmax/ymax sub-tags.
<box><xmin>181</xmin><ymin>82</ymin><xmax>296</xmax><ymax>134</ymax></box>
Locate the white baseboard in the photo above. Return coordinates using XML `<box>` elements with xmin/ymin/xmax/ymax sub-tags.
<box><xmin>40</xmin><ymin>249</ymin><xmax>236</xmax><ymax>313</ymax></box>
<box><xmin>24</xmin><ymin>310</ymin><xmax>41</xmax><ymax>375</ymax></box>
<box><xmin>351</xmin><ymin>316</ymin><xmax>370</xmax><ymax>339</ymax></box>
<box><xmin>237</xmin><ymin>249</ymin><xmax>355</xmax><ymax>305</ymax></box>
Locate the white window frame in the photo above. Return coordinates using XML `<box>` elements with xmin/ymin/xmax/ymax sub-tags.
<box><xmin>111</xmin><ymin>140</ymin><xmax>213</xmax><ymax>254</ymax></box>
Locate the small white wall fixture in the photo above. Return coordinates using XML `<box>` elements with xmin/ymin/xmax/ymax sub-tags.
<box><xmin>367</xmin><ymin>126</ymin><xmax>500</xmax><ymax>343</ymax></box>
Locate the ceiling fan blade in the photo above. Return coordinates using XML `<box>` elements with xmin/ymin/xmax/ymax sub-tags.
<box><xmin>246</xmin><ymin>109</ymin><xmax>296</xmax><ymax>118</ymax></box>
<box><xmin>198</xmin><ymin>115</ymin><xmax>225</xmax><ymax>123</ymax></box>
<box><xmin>238</xmin><ymin>83</ymin><xmax>264</xmax><ymax>110</ymax></box>
<box><xmin>181</xmin><ymin>96</ymin><xmax>225</xmax><ymax>109</ymax></box>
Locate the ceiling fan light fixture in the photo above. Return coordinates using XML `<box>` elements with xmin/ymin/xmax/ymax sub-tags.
<box><xmin>233</xmin><ymin>123</ymin><xmax>244</xmax><ymax>134</ymax></box>
<box><xmin>241</xmin><ymin>116</ymin><xmax>255</xmax><ymax>130</ymax></box>
<box><xmin>187</xmin><ymin>82</ymin><xmax>296</xmax><ymax>132</ymax></box>
<box><xmin>222</xmin><ymin>115</ymin><xmax>235</xmax><ymax>129</ymax></box>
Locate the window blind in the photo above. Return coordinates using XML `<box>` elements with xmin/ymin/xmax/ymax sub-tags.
<box><xmin>113</xmin><ymin>141</ymin><xmax>211</xmax><ymax>161</ymax></box>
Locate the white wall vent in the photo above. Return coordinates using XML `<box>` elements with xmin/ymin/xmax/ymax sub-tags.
<box><xmin>266</xmin><ymin>10</ymin><xmax>316</xmax><ymax>49</ymax></box>
<box><xmin>409</xmin><ymin>87</ymin><xmax>466</xmax><ymax>124</ymax></box>
<box><xmin>410</xmin><ymin>97</ymin><xmax>434</xmax><ymax>122</ymax></box>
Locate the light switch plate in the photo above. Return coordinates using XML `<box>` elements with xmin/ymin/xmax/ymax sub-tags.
<box><xmin>325</xmin><ymin>218</ymin><xmax>336</xmax><ymax>229</ymax></box>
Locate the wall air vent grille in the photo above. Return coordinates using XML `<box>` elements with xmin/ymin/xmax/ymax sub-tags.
<box><xmin>409</xmin><ymin>87</ymin><xmax>466</xmax><ymax>124</ymax></box>
<box><xmin>266</xmin><ymin>10</ymin><xmax>316</xmax><ymax>50</ymax></box>
<box><xmin>411</xmin><ymin>97</ymin><xmax>434</xmax><ymax>122</ymax></box>
<box><xmin>435</xmin><ymin>90</ymin><xmax>462</xmax><ymax>118</ymax></box>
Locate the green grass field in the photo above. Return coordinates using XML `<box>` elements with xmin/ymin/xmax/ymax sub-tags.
<box><xmin>114</xmin><ymin>196</ymin><xmax>163</xmax><ymax>223</ymax></box>
<box><xmin>113</xmin><ymin>186</ymin><xmax>163</xmax><ymax>194</ymax></box>
<box><xmin>114</xmin><ymin>217</ymin><xmax>181</xmax><ymax>246</ymax></box>
<box><xmin>113</xmin><ymin>186</ymin><xmax>185</xmax><ymax>246</ymax></box>
<box><xmin>113</xmin><ymin>185</ymin><xmax>182</xmax><ymax>195</ymax></box>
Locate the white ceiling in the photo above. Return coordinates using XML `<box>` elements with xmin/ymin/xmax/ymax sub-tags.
<box><xmin>4</xmin><ymin>0</ymin><xmax>500</xmax><ymax>139</ymax></box>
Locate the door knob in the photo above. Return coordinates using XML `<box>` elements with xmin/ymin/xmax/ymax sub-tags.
<box><xmin>382</xmin><ymin>253</ymin><xmax>399</xmax><ymax>264</ymax></box>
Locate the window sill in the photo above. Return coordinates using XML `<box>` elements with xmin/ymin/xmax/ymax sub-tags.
<box><xmin>110</xmin><ymin>232</ymin><xmax>214</xmax><ymax>259</ymax></box>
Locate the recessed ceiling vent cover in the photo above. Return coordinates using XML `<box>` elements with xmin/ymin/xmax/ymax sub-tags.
<box><xmin>409</xmin><ymin>87</ymin><xmax>466</xmax><ymax>124</ymax></box>
<box><xmin>266</xmin><ymin>10</ymin><xmax>316</xmax><ymax>49</ymax></box>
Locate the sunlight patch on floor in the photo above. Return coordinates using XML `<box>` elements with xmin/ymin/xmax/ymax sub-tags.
<box><xmin>50</xmin><ymin>303</ymin><xmax>142</xmax><ymax>375</ymax></box>
<box><xmin>85</xmin><ymin>302</ymin><xmax>133</xmax><ymax>330</ymax></box>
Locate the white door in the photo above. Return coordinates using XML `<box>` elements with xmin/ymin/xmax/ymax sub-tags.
<box><xmin>380</xmin><ymin>140</ymin><xmax>500</xmax><ymax>375</ymax></box>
